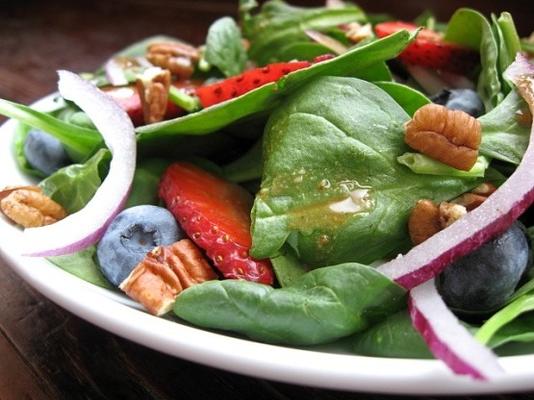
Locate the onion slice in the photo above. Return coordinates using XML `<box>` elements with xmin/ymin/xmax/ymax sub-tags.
<box><xmin>378</xmin><ymin>54</ymin><xmax>534</xmax><ymax>289</ymax></box>
<box><xmin>21</xmin><ymin>71</ymin><xmax>136</xmax><ymax>256</ymax></box>
<box><xmin>104</xmin><ymin>58</ymin><xmax>130</xmax><ymax>86</ymax></box>
<box><xmin>304</xmin><ymin>29</ymin><xmax>348</xmax><ymax>55</ymax></box>
<box><xmin>409</xmin><ymin>280</ymin><xmax>504</xmax><ymax>380</ymax></box>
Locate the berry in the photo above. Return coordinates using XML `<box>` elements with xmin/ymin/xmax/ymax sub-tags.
<box><xmin>375</xmin><ymin>21</ymin><xmax>479</xmax><ymax>74</ymax></box>
<box><xmin>195</xmin><ymin>61</ymin><xmax>311</xmax><ymax>108</ymax></box>
<box><xmin>96</xmin><ymin>205</ymin><xmax>183</xmax><ymax>286</ymax></box>
<box><xmin>437</xmin><ymin>222</ymin><xmax>531</xmax><ymax>314</ymax></box>
<box><xmin>431</xmin><ymin>88</ymin><xmax>485</xmax><ymax>117</ymax></box>
<box><xmin>159</xmin><ymin>162</ymin><xmax>274</xmax><ymax>284</ymax></box>
<box><xmin>24</xmin><ymin>129</ymin><xmax>70</xmax><ymax>176</ymax></box>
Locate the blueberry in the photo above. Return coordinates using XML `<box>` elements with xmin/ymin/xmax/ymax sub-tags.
<box><xmin>430</xmin><ymin>88</ymin><xmax>485</xmax><ymax>117</ymax></box>
<box><xmin>24</xmin><ymin>129</ymin><xmax>70</xmax><ymax>176</ymax></box>
<box><xmin>96</xmin><ymin>205</ymin><xmax>183</xmax><ymax>286</ymax></box>
<box><xmin>437</xmin><ymin>222</ymin><xmax>530</xmax><ymax>314</ymax></box>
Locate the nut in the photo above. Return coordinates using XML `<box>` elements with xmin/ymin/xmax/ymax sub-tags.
<box><xmin>136</xmin><ymin>67</ymin><xmax>171</xmax><ymax>124</ymax></box>
<box><xmin>120</xmin><ymin>239</ymin><xmax>217</xmax><ymax>316</ymax></box>
<box><xmin>146</xmin><ymin>42</ymin><xmax>199</xmax><ymax>79</ymax></box>
<box><xmin>405</xmin><ymin>104</ymin><xmax>481</xmax><ymax>171</ymax></box>
<box><xmin>408</xmin><ymin>199</ymin><xmax>441</xmax><ymax>245</ymax></box>
<box><xmin>342</xmin><ymin>22</ymin><xmax>373</xmax><ymax>43</ymax></box>
<box><xmin>438</xmin><ymin>202</ymin><xmax>467</xmax><ymax>228</ymax></box>
<box><xmin>408</xmin><ymin>199</ymin><xmax>467</xmax><ymax>244</ymax></box>
<box><xmin>452</xmin><ymin>182</ymin><xmax>496</xmax><ymax>210</ymax></box>
<box><xmin>0</xmin><ymin>186</ymin><xmax>66</xmax><ymax>228</ymax></box>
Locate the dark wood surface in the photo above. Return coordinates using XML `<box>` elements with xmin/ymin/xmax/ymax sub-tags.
<box><xmin>1</xmin><ymin>1</ymin><xmax>534</xmax><ymax>399</ymax></box>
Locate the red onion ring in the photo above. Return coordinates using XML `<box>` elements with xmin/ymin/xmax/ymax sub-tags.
<box><xmin>409</xmin><ymin>280</ymin><xmax>504</xmax><ymax>380</ymax></box>
<box><xmin>21</xmin><ymin>71</ymin><xmax>136</xmax><ymax>256</ymax></box>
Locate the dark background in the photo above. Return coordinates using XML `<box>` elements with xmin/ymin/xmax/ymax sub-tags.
<box><xmin>1</xmin><ymin>1</ymin><xmax>534</xmax><ymax>399</ymax></box>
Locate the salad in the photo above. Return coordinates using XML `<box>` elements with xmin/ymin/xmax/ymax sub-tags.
<box><xmin>1</xmin><ymin>0</ymin><xmax>534</xmax><ymax>381</ymax></box>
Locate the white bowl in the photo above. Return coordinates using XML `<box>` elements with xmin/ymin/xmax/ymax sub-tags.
<box><xmin>1</xmin><ymin>94</ymin><xmax>534</xmax><ymax>395</ymax></box>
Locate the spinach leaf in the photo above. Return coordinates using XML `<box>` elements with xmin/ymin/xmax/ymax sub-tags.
<box><xmin>39</xmin><ymin>149</ymin><xmax>110</xmax><ymax>214</ymax></box>
<box><xmin>444</xmin><ymin>8</ymin><xmax>502</xmax><ymax>111</ymax></box>
<box><xmin>174</xmin><ymin>263</ymin><xmax>405</xmax><ymax>345</ymax></box>
<box><xmin>0</xmin><ymin>98</ymin><xmax>101</xmax><ymax>161</ymax></box>
<box><xmin>204</xmin><ymin>17</ymin><xmax>247</xmax><ymax>77</ymax></box>
<box><xmin>276</xmin><ymin>42</ymin><xmax>331</xmax><ymax>62</ymax></box>
<box><xmin>125</xmin><ymin>158</ymin><xmax>169</xmax><ymax>208</ymax></box>
<box><xmin>222</xmin><ymin>139</ymin><xmax>263</xmax><ymax>183</ymax></box>
<box><xmin>373</xmin><ymin>81</ymin><xmax>430</xmax><ymax>116</ymax></box>
<box><xmin>479</xmin><ymin>89</ymin><xmax>529</xmax><ymax>165</ymax></box>
<box><xmin>493</xmin><ymin>12</ymin><xmax>522</xmax><ymax>92</ymax></box>
<box><xmin>270</xmin><ymin>245</ymin><xmax>309</xmax><ymax>287</ymax></box>
<box><xmin>47</xmin><ymin>246</ymin><xmax>111</xmax><ymax>289</ymax></box>
<box><xmin>352</xmin><ymin>310</ymin><xmax>433</xmax><ymax>359</ymax></box>
<box><xmin>251</xmin><ymin>77</ymin><xmax>480</xmax><ymax>266</ymax></box>
<box><xmin>136</xmin><ymin>30</ymin><xmax>413</xmax><ymax>141</ymax></box>
<box><xmin>242</xmin><ymin>0</ymin><xmax>366</xmax><ymax>65</ymax></box>
<box><xmin>476</xmin><ymin>294</ymin><xmax>534</xmax><ymax>348</ymax></box>
<box><xmin>397</xmin><ymin>153</ymin><xmax>489</xmax><ymax>178</ymax></box>
<box><xmin>13</xmin><ymin>123</ymin><xmax>43</xmax><ymax>178</ymax></box>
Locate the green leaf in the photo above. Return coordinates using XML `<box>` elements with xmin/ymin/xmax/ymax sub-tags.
<box><xmin>174</xmin><ymin>263</ymin><xmax>405</xmax><ymax>345</ymax></box>
<box><xmin>479</xmin><ymin>89</ymin><xmax>530</xmax><ymax>165</ymax></box>
<box><xmin>39</xmin><ymin>149</ymin><xmax>110</xmax><ymax>214</ymax></box>
<box><xmin>204</xmin><ymin>17</ymin><xmax>247</xmax><ymax>77</ymax></box>
<box><xmin>125</xmin><ymin>158</ymin><xmax>169</xmax><ymax>208</ymax></box>
<box><xmin>222</xmin><ymin>139</ymin><xmax>263</xmax><ymax>183</ymax></box>
<box><xmin>168</xmin><ymin>87</ymin><xmax>201</xmax><ymax>113</ymax></box>
<box><xmin>136</xmin><ymin>30</ymin><xmax>414</xmax><ymax>141</ymax></box>
<box><xmin>476</xmin><ymin>294</ymin><xmax>534</xmax><ymax>348</ymax></box>
<box><xmin>250</xmin><ymin>77</ymin><xmax>481</xmax><ymax>266</ymax></box>
<box><xmin>444</xmin><ymin>8</ymin><xmax>502</xmax><ymax>111</ymax></box>
<box><xmin>13</xmin><ymin>123</ymin><xmax>43</xmax><ymax>178</ymax></box>
<box><xmin>243</xmin><ymin>0</ymin><xmax>366</xmax><ymax>65</ymax></box>
<box><xmin>275</xmin><ymin>41</ymin><xmax>331</xmax><ymax>62</ymax></box>
<box><xmin>397</xmin><ymin>153</ymin><xmax>489</xmax><ymax>178</ymax></box>
<box><xmin>352</xmin><ymin>310</ymin><xmax>433</xmax><ymax>359</ymax></box>
<box><xmin>270</xmin><ymin>245</ymin><xmax>309</xmax><ymax>287</ymax></box>
<box><xmin>0</xmin><ymin>99</ymin><xmax>101</xmax><ymax>161</ymax></box>
<box><xmin>495</xmin><ymin>13</ymin><xmax>522</xmax><ymax>81</ymax></box>
<box><xmin>47</xmin><ymin>246</ymin><xmax>111</xmax><ymax>289</ymax></box>
<box><xmin>373</xmin><ymin>81</ymin><xmax>430</xmax><ymax>116</ymax></box>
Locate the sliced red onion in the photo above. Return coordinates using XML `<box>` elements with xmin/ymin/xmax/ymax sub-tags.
<box><xmin>409</xmin><ymin>280</ymin><xmax>503</xmax><ymax>380</ymax></box>
<box><xmin>378</xmin><ymin>54</ymin><xmax>534</xmax><ymax>289</ymax></box>
<box><xmin>21</xmin><ymin>71</ymin><xmax>136</xmax><ymax>256</ymax></box>
<box><xmin>304</xmin><ymin>29</ymin><xmax>348</xmax><ymax>55</ymax></box>
<box><xmin>104</xmin><ymin>58</ymin><xmax>130</xmax><ymax>86</ymax></box>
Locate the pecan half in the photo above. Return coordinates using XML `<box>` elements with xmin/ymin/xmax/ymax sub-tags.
<box><xmin>146</xmin><ymin>42</ymin><xmax>199</xmax><ymax>79</ymax></box>
<box><xmin>341</xmin><ymin>22</ymin><xmax>373</xmax><ymax>43</ymax></box>
<box><xmin>452</xmin><ymin>182</ymin><xmax>497</xmax><ymax>211</ymax></box>
<box><xmin>408</xmin><ymin>199</ymin><xmax>441</xmax><ymax>245</ymax></box>
<box><xmin>408</xmin><ymin>199</ymin><xmax>467</xmax><ymax>244</ymax></box>
<box><xmin>120</xmin><ymin>239</ymin><xmax>217</xmax><ymax>316</ymax></box>
<box><xmin>0</xmin><ymin>186</ymin><xmax>66</xmax><ymax>228</ymax></box>
<box><xmin>405</xmin><ymin>104</ymin><xmax>481</xmax><ymax>171</ymax></box>
<box><xmin>136</xmin><ymin>67</ymin><xmax>171</xmax><ymax>124</ymax></box>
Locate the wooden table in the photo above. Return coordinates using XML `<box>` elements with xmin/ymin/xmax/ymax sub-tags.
<box><xmin>1</xmin><ymin>1</ymin><xmax>533</xmax><ymax>399</ymax></box>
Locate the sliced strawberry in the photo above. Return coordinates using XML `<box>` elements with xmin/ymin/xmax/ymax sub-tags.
<box><xmin>375</xmin><ymin>21</ymin><xmax>479</xmax><ymax>74</ymax></box>
<box><xmin>159</xmin><ymin>162</ymin><xmax>274</xmax><ymax>285</ymax></box>
<box><xmin>195</xmin><ymin>61</ymin><xmax>311</xmax><ymax>108</ymax></box>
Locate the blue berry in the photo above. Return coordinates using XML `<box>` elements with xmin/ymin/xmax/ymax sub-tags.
<box><xmin>437</xmin><ymin>222</ymin><xmax>530</xmax><ymax>314</ymax></box>
<box><xmin>97</xmin><ymin>205</ymin><xmax>183</xmax><ymax>286</ymax></box>
<box><xmin>431</xmin><ymin>88</ymin><xmax>485</xmax><ymax>117</ymax></box>
<box><xmin>24</xmin><ymin>129</ymin><xmax>70</xmax><ymax>176</ymax></box>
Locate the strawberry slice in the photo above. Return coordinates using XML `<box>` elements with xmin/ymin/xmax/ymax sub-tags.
<box><xmin>195</xmin><ymin>61</ymin><xmax>311</xmax><ymax>108</ymax></box>
<box><xmin>159</xmin><ymin>162</ymin><xmax>274</xmax><ymax>285</ymax></box>
<box><xmin>375</xmin><ymin>21</ymin><xmax>479</xmax><ymax>74</ymax></box>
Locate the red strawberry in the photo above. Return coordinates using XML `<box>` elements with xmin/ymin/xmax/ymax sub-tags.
<box><xmin>195</xmin><ymin>61</ymin><xmax>311</xmax><ymax>108</ymax></box>
<box><xmin>375</xmin><ymin>21</ymin><xmax>479</xmax><ymax>74</ymax></box>
<box><xmin>159</xmin><ymin>162</ymin><xmax>274</xmax><ymax>285</ymax></box>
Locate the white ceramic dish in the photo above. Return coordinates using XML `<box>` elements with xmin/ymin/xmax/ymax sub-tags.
<box><xmin>1</xmin><ymin>94</ymin><xmax>534</xmax><ymax>395</ymax></box>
